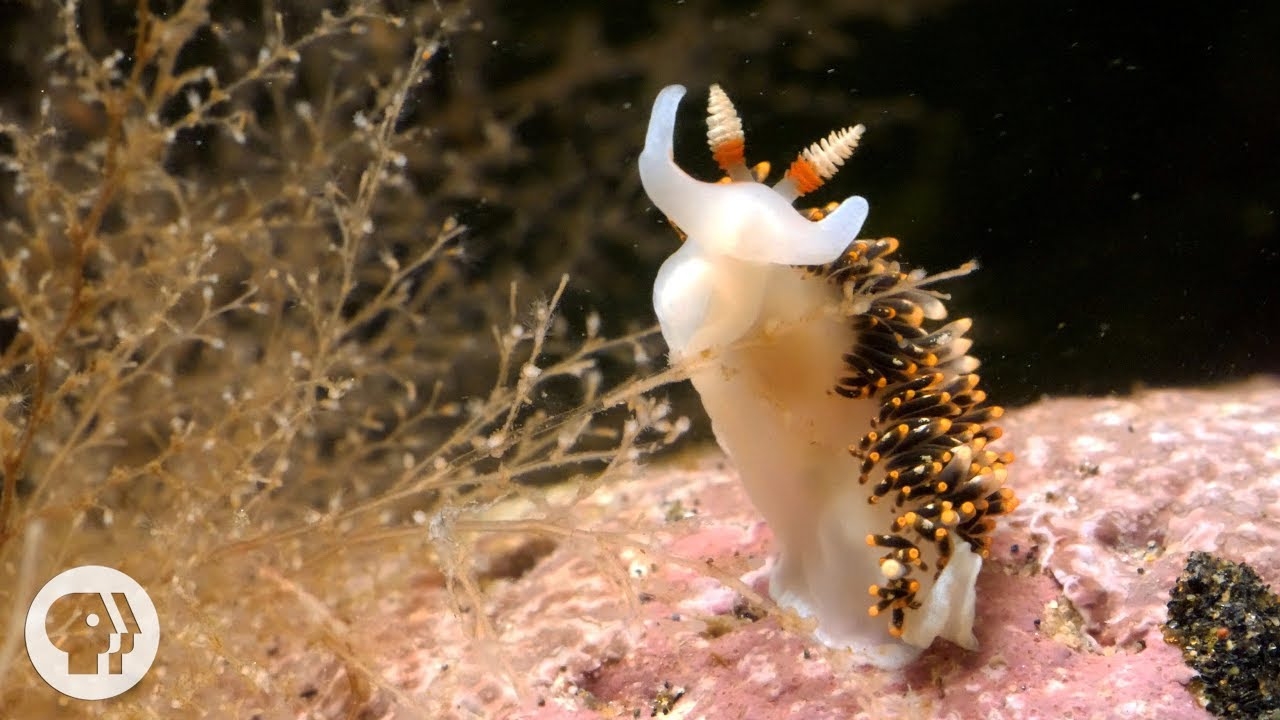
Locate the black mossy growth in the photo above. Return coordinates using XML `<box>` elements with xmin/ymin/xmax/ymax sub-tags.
<box><xmin>1164</xmin><ymin>551</ymin><xmax>1280</xmax><ymax>720</ymax></box>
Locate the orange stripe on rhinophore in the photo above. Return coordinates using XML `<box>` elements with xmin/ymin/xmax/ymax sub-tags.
<box><xmin>711</xmin><ymin>137</ymin><xmax>745</xmax><ymax>172</ymax></box>
<box><xmin>786</xmin><ymin>157</ymin><xmax>824</xmax><ymax>196</ymax></box>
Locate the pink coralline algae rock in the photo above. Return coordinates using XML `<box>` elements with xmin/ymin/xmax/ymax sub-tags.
<box><xmin>341</xmin><ymin>378</ymin><xmax>1279</xmax><ymax>719</ymax></box>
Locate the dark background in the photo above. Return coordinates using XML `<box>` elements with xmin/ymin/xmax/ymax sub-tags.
<box><xmin>447</xmin><ymin>0</ymin><xmax>1278</xmax><ymax>406</ymax></box>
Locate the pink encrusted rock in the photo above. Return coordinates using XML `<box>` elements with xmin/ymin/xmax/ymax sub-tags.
<box><xmin>326</xmin><ymin>378</ymin><xmax>1280</xmax><ymax>718</ymax></box>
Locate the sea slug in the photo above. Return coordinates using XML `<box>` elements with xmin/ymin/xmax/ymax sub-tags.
<box><xmin>639</xmin><ymin>84</ymin><xmax>1017</xmax><ymax>669</ymax></box>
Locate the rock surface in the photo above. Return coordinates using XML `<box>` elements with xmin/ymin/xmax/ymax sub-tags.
<box><xmin>323</xmin><ymin>378</ymin><xmax>1280</xmax><ymax>719</ymax></box>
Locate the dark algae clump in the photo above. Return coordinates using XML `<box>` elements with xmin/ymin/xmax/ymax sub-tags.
<box><xmin>1164</xmin><ymin>551</ymin><xmax>1280</xmax><ymax>719</ymax></box>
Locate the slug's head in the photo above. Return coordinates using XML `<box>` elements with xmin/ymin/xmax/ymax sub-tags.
<box><xmin>641</xmin><ymin>84</ymin><xmax>870</xmax><ymax>356</ymax></box>
<box><xmin>639</xmin><ymin>84</ymin><xmax>869</xmax><ymax>266</ymax></box>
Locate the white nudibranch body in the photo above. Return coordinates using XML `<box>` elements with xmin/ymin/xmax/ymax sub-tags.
<box><xmin>640</xmin><ymin>84</ymin><xmax>1017</xmax><ymax>669</ymax></box>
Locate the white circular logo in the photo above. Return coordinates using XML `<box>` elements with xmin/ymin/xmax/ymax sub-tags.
<box><xmin>25</xmin><ymin>566</ymin><xmax>160</xmax><ymax>700</ymax></box>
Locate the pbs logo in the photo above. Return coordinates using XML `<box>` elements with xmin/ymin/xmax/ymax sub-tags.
<box><xmin>25</xmin><ymin>566</ymin><xmax>160</xmax><ymax>700</ymax></box>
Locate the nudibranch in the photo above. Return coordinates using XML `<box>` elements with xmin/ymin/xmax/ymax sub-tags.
<box><xmin>640</xmin><ymin>84</ymin><xmax>1017</xmax><ymax>669</ymax></box>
